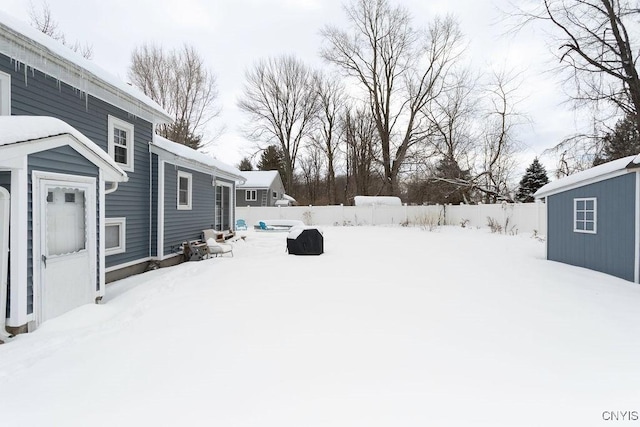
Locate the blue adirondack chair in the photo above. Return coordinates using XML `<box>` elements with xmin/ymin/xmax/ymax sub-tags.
<box><xmin>235</xmin><ymin>219</ymin><xmax>248</xmax><ymax>230</ymax></box>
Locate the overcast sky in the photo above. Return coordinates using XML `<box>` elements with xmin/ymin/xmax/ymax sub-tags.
<box><xmin>3</xmin><ymin>0</ymin><xmax>578</xmax><ymax>176</ymax></box>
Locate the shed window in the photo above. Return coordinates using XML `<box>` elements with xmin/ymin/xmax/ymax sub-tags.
<box><xmin>272</xmin><ymin>191</ymin><xmax>277</xmax><ymax>199</ymax></box>
<box><xmin>177</xmin><ymin>171</ymin><xmax>192</xmax><ymax>210</ymax></box>
<box><xmin>108</xmin><ymin>116</ymin><xmax>134</xmax><ymax>172</ymax></box>
<box><xmin>0</xmin><ymin>70</ymin><xmax>10</xmax><ymax>116</ymax></box>
<box><xmin>246</xmin><ymin>190</ymin><xmax>257</xmax><ymax>201</ymax></box>
<box><xmin>105</xmin><ymin>217</ymin><xmax>126</xmax><ymax>255</ymax></box>
<box><xmin>574</xmin><ymin>198</ymin><xmax>597</xmax><ymax>234</ymax></box>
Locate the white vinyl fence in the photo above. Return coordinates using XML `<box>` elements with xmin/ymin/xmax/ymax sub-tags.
<box><xmin>237</xmin><ymin>202</ymin><xmax>547</xmax><ymax>235</ymax></box>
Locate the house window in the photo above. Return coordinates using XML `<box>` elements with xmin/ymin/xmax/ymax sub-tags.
<box><xmin>108</xmin><ymin>116</ymin><xmax>134</xmax><ymax>172</ymax></box>
<box><xmin>0</xmin><ymin>70</ymin><xmax>10</xmax><ymax>116</ymax></box>
<box><xmin>246</xmin><ymin>190</ymin><xmax>257</xmax><ymax>201</ymax></box>
<box><xmin>574</xmin><ymin>198</ymin><xmax>597</xmax><ymax>234</ymax></box>
<box><xmin>177</xmin><ymin>171</ymin><xmax>192</xmax><ymax>210</ymax></box>
<box><xmin>105</xmin><ymin>217</ymin><xmax>126</xmax><ymax>255</ymax></box>
<box><xmin>272</xmin><ymin>191</ymin><xmax>277</xmax><ymax>199</ymax></box>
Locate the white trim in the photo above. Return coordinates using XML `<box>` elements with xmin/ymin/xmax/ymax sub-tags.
<box><xmin>108</xmin><ymin>115</ymin><xmax>135</xmax><ymax>172</ymax></box>
<box><xmin>7</xmin><ymin>164</ymin><xmax>28</xmax><ymax>327</ymax></box>
<box><xmin>149</xmin><ymin>140</ymin><xmax>245</xmax><ymax>183</ymax></box>
<box><xmin>157</xmin><ymin>160</ymin><xmax>165</xmax><ymax>259</ymax></box>
<box><xmin>216</xmin><ymin>181</ymin><xmax>235</xmax><ymax>230</ymax></box>
<box><xmin>635</xmin><ymin>173</ymin><xmax>640</xmax><ymax>283</ymax></box>
<box><xmin>105</xmin><ymin>217</ymin><xmax>126</xmax><ymax>255</ymax></box>
<box><xmin>0</xmin><ymin>70</ymin><xmax>10</xmax><ymax>116</ymax></box>
<box><xmin>0</xmin><ymin>186</ymin><xmax>10</xmax><ymax>338</ymax></box>
<box><xmin>246</xmin><ymin>189</ymin><xmax>257</xmax><ymax>201</ymax></box>
<box><xmin>544</xmin><ymin>197</ymin><xmax>549</xmax><ymax>260</ymax></box>
<box><xmin>99</xmin><ymin>175</ymin><xmax>105</xmax><ymax>297</ymax></box>
<box><xmin>32</xmin><ymin>171</ymin><xmax>97</xmax><ymax>327</ymax></box>
<box><xmin>0</xmin><ymin>133</ymin><xmax>126</xmax><ymax>183</ymax></box>
<box><xmin>536</xmin><ymin>169</ymin><xmax>631</xmax><ymax>199</ymax></box>
<box><xmin>104</xmin><ymin>256</ymin><xmax>153</xmax><ymax>273</ymax></box>
<box><xmin>177</xmin><ymin>170</ymin><xmax>192</xmax><ymax>210</ymax></box>
<box><xmin>573</xmin><ymin>197</ymin><xmax>597</xmax><ymax>234</ymax></box>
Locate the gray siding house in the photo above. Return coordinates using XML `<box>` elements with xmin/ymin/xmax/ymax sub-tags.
<box><xmin>150</xmin><ymin>136</ymin><xmax>244</xmax><ymax>263</ymax></box>
<box><xmin>0</xmin><ymin>12</ymin><xmax>243</xmax><ymax>335</ymax></box>
<box><xmin>236</xmin><ymin>170</ymin><xmax>286</xmax><ymax>207</ymax></box>
<box><xmin>535</xmin><ymin>155</ymin><xmax>640</xmax><ymax>283</ymax></box>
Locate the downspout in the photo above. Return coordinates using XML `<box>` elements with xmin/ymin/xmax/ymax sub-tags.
<box><xmin>104</xmin><ymin>182</ymin><xmax>118</xmax><ymax>194</ymax></box>
<box><xmin>0</xmin><ymin>186</ymin><xmax>13</xmax><ymax>341</ymax></box>
<box><xmin>149</xmin><ymin>149</ymin><xmax>153</xmax><ymax>260</ymax></box>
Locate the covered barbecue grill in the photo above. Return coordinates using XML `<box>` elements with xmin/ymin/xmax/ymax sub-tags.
<box><xmin>286</xmin><ymin>227</ymin><xmax>323</xmax><ymax>255</ymax></box>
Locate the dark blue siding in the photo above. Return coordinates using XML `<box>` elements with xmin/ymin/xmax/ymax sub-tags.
<box><xmin>547</xmin><ymin>173</ymin><xmax>636</xmax><ymax>281</ymax></box>
<box><xmin>0</xmin><ymin>54</ymin><xmax>155</xmax><ymax>270</ymax></box>
<box><xmin>163</xmin><ymin>166</ymin><xmax>215</xmax><ymax>256</ymax></box>
<box><xmin>28</xmin><ymin>146</ymin><xmax>100</xmax><ymax>314</ymax></box>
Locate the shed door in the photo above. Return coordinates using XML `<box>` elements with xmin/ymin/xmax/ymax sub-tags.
<box><xmin>38</xmin><ymin>179</ymin><xmax>96</xmax><ymax>323</ymax></box>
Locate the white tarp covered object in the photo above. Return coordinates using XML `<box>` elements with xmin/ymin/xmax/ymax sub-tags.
<box><xmin>354</xmin><ymin>196</ymin><xmax>402</xmax><ymax>206</ymax></box>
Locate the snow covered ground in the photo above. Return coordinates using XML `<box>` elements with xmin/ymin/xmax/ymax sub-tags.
<box><xmin>1</xmin><ymin>226</ymin><xmax>639</xmax><ymax>426</ymax></box>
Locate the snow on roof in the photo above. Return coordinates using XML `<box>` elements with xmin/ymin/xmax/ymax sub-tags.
<box><xmin>354</xmin><ymin>196</ymin><xmax>403</xmax><ymax>206</ymax></box>
<box><xmin>0</xmin><ymin>116</ymin><xmax>127</xmax><ymax>181</ymax></box>
<box><xmin>237</xmin><ymin>170</ymin><xmax>280</xmax><ymax>188</ymax></box>
<box><xmin>150</xmin><ymin>135</ymin><xmax>244</xmax><ymax>181</ymax></box>
<box><xmin>534</xmin><ymin>154</ymin><xmax>639</xmax><ymax>198</ymax></box>
<box><xmin>0</xmin><ymin>11</ymin><xmax>172</xmax><ymax>124</ymax></box>
<box><xmin>282</xmin><ymin>193</ymin><xmax>296</xmax><ymax>202</ymax></box>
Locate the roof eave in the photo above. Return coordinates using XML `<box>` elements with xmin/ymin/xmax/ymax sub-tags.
<box><xmin>0</xmin><ymin>23</ymin><xmax>173</xmax><ymax>124</ymax></box>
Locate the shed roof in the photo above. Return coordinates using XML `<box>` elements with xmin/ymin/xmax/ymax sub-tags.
<box><xmin>237</xmin><ymin>170</ymin><xmax>280</xmax><ymax>188</ymax></box>
<box><xmin>150</xmin><ymin>135</ymin><xmax>245</xmax><ymax>182</ymax></box>
<box><xmin>534</xmin><ymin>154</ymin><xmax>640</xmax><ymax>198</ymax></box>
<box><xmin>0</xmin><ymin>116</ymin><xmax>128</xmax><ymax>182</ymax></box>
<box><xmin>0</xmin><ymin>11</ymin><xmax>172</xmax><ymax>124</ymax></box>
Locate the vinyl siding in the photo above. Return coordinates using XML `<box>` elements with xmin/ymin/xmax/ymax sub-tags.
<box><xmin>547</xmin><ymin>173</ymin><xmax>636</xmax><ymax>281</ymax></box>
<box><xmin>237</xmin><ymin>188</ymin><xmax>273</xmax><ymax>207</ymax></box>
<box><xmin>0</xmin><ymin>54</ymin><xmax>155</xmax><ymax>270</ymax></box>
<box><xmin>163</xmin><ymin>166</ymin><xmax>215</xmax><ymax>256</ymax></box>
<box><xmin>28</xmin><ymin>146</ymin><xmax>100</xmax><ymax>314</ymax></box>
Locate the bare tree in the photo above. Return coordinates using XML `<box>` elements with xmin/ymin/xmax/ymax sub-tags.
<box><xmin>128</xmin><ymin>44</ymin><xmax>220</xmax><ymax>149</ymax></box>
<box><xmin>423</xmin><ymin>67</ymin><xmax>478</xmax><ymax>173</ymax></box>
<box><xmin>476</xmin><ymin>70</ymin><xmax>525</xmax><ymax>202</ymax></box>
<box><xmin>311</xmin><ymin>72</ymin><xmax>346</xmax><ymax>204</ymax></box>
<box><xmin>298</xmin><ymin>144</ymin><xmax>326</xmax><ymax>205</ymax></box>
<box><xmin>321</xmin><ymin>0</ymin><xmax>464</xmax><ymax>196</ymax></box>
<box><xmin>28</xmin><ymin>1</ymin><xmax>93</xmax><ymax>59</ymax></box>
<box><xmin>238</xmin><ymin>55</ymin><xmax>319</xmax><ymax>193</ymax></box>
<box><xmin>343</xmin><ymin>106</ymin><xmax>381</xmax><ymax>198</ymax></box>
<box><xmin>516</xmin><ymin>0</ymin><xmax>640</xmax><ymax>169</ymax></box>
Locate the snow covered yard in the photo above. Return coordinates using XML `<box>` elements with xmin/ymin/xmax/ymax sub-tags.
<box><xmin>1</xmin><ymin>226</ymin><xmax>639</xmax><ymax>427</ymax></box>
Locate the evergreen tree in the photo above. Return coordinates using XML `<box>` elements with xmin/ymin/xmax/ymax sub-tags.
<box><xmin>237</xmin><ymin>157</ymin><xmax>253</xmax><ymax>171</ymax></box>
<box><xmin>426</xmin><ymin>157</ymin><xmax>472</xmax><ymax>205</ymax></box>
<box><xmin>515</xmin><ymin>158</ymin><xmax>550</xmax><ymax>202</ymax></box>
<box><xmin>257</xmin><ymin>145</ymin><xmax>287</xmax><ymax>189</ymax></box>
<box><xmin>594</xmin><ymin>114</ymin><xmax>640</xmax><ymax>165</ymax></box>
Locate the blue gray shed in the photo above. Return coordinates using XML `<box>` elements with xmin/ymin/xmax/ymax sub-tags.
<box><xmin>535</xmin><ymin>155</ymin><xmax>640</xmax><ymax>282</ymax></box>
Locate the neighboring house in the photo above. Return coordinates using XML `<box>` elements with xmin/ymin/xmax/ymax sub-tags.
<box><xmin>0</xmin><ymin>12</ymin><xmax>243</xmax><ymax>335</ymax></box>
<box><xmin>236</xmin><ymin>170</ymin><xmax>286</xmax><ymax>207</ymax></box>
<box><xmin>535</xmin><ymin>155</ymin><xmax>640</xmax><ymax>283</ymax></box>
